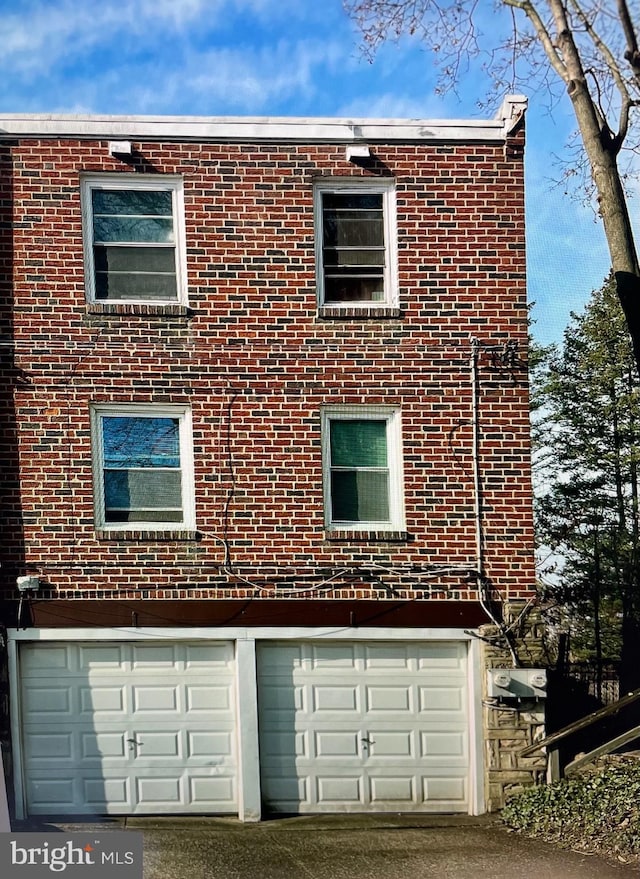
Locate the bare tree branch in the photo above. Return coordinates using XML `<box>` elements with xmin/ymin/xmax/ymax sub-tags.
<box><xmin>618</xmin><ymin>0</ymin><xmax>640</xmax><ymax>87</ymax></box>
<box><xmin>503</xmin><ymin>0</ymin><xmax>569</xmax><ymax>82</ymax></box>
<box><xmin>344</xmin><ymin>0</ymin><xmax>640</xmax><ymax>369</ymax></box>
<box><xmin>568</xmin><ymin>0</ymin><xmax>633</xmax><ymax>149</ymax></box>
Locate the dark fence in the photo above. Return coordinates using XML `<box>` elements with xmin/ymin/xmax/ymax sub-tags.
<box><xmin>563</xmin><ymin>661</ymin><xmax>621</xmax><ymax>705</ymax></box>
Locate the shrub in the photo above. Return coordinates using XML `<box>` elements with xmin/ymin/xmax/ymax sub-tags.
<box><xmin>501</xmin><ymin>757</ymin><xmax>640</xmax><ymax>861</ymax></box>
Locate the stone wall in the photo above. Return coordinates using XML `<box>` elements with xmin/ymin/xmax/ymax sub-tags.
<box><xmin>481</xmin><ymin>602</ymin><xmax>548</xmax><ymax>811</ymax></box>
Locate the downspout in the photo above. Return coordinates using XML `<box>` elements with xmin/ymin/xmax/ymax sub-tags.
<box><xmin>470</xmin><ymin>338</ymin><xmax>519</xmax><ymax>667</ymax></box>
<box><xmin>471</xmin><ymin>338</ymin><xmax>483</xmax><ymax>582</ymax></box>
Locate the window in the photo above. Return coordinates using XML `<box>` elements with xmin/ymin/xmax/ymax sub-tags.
<box><xmin>91</xmin><ymin>405</ymin><xmax>195</xmax><ymax>531</ymax></box>
<box><xmin>81</xmin><ymin>176</ymin><xmax>186</xmax><ymax>304</ymax></box>
<box><xmin>322</xmin><ymin>407</ymin><xmax>404</xmax><ymax>531</ymax></box>
<box><xmin>315</xmin><ymin>180</ymin><xmax>397</xmax><ymax>308</ymax></box>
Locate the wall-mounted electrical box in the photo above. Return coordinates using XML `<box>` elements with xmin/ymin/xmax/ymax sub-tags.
<box><xmin>16</xmin><ymin>576</ymin><xmax>40</xmax><ymax>593</ymax></box>
<box><xmin>108</xmin><ymin>140</ymin><xmax>132</xmax><ymax>157</ymax></box>
<box><xmin>345</xmin><ymin>144</ymin><xmax>371</xmax><ymax>162</ymax></box>
<box><xmin>487</xmin><ymin>667</ymin><xmax>547</xmax><ymax>699</ymax></box>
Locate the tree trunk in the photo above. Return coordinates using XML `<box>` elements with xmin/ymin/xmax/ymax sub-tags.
<box><xmin>616</xmin><ymin>273</ymin><xmax>640</xmax><ymax>372</ymax></box>
<box><xmin>546</xmin><ymin>0</ymin><xmax>640</xmax><ymax>367</ymax></box>
<box><xmin>611</xmin><ymin>386</ymin><xmax>627</xmax><ymax>531</ymax></box>
<box><xmin>593</xmin><ymin>529</ymin><xmax>603</xmax><ymax>702</ymax></box>
<box><xmin>620</xmin><ymin>613</ymin><xmax>640</xmax><ymax>693</ymax></box>
<box><xmin>571</xmin><ymin>105</ymin><xmax>640</xmax><ymax>367</ymax></box>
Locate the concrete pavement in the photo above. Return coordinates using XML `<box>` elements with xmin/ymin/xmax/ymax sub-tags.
<box><xmin>15</xmin><ymin>814</ymin><xmax>638</xmax><ymax>879</ymax></box>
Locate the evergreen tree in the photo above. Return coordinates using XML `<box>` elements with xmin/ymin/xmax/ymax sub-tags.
<box><xmin>533</xmin><ymin>276</ymin><xmax>640</xmax><ymax>691</ymax></box>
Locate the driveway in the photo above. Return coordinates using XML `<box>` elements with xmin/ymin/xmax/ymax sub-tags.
<box><xmin>17</xmin><ymin>814</ymin><xmax>638</xmax><ymax>879</ymax></box>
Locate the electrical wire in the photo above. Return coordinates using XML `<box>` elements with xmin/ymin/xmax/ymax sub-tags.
<box><xmin>6</xmin><ymin>336</ymin><xmax>532</xmax><ymax>618</ymax></box>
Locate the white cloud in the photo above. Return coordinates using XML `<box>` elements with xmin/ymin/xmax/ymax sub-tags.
<box><xmin>336</xmin><ymin>92</ymin><xmax>475</xmax><ymax>120</ymax></box>
<box><xmin>186</xmin><ymin>46</ymin><xmax>316</xmax><ymax>110</ymax></box>
<box><xmin>0</xmin><ymin>0</ymin><xmax>317</xmax><ymax>77</ymax></box>
<box><xmin>106</xmin><ymin>38</ymin><xmax>352</xmax><ymax>114</ymax></box>
<box><xmin>0</xmin><ymin>0</ymin><xmax>347</xmax><ymax>117</ymax></box>
<box><xmin>0</xmin><ymin>0</ymin><xmax>218</xmax><ymax>74</ymax></box>
<box><xmin>23</xmin><ymin>33</ymin><xmax>351</xmax><ymax>117</ymax></box>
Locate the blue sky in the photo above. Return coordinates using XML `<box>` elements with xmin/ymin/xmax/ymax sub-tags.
<box><xmin>0</xmin><ymin>0</ymin><xmax>625</xmax><ymax>346</ymax></box>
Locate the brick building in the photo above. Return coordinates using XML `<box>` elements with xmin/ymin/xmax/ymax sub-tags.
<box><xmin>0</xmin><ymin>97</ymin><xmax>539</xmax><ymax>821</ymax></box>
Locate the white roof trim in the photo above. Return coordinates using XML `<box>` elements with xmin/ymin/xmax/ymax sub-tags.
<box><xmin>0</xmin><ymin>96</ymin><xmax>527</xmax><ymax>143</ymax></box>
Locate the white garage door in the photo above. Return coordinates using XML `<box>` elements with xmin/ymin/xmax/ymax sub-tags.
<box><xmin>258</xmin><ymin>641</ymin><xmax>470</xmax><ymax>813</ymax></box>
<box><xmin>19</xmin><ymin>642</ymin><xmax>237</xmax><ymax>815</ymax></box>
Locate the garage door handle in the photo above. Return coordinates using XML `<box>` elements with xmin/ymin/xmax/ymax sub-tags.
<box><xmin>127</xmin><ymin>738</ymin><xmax>143</xmax><ymax>751</ymax></box>
<box><xmin>361</xmin><ymin>737</ymin><xmax>375</xmax><ymax>747</ymax></box>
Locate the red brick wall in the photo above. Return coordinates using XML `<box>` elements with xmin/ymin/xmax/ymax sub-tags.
<box><xmin>0</xmin><ymin>131</ymin><xmax>535</xmax><ymax>609</ymax></box>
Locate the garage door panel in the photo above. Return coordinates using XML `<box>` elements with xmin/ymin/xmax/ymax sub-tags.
<box><xmin>259</xmin><ymin>731</ymin><xmax>306</xmax><ymax>758</ymax></box>
<box><xmin>416</xmin><ymin>643</ymin><xmax>467</xmax><ymax>669</ymax></box>
<box><xmin>186</xmin><ymin>684</ymin><xmax>231</xmax><ymax>712</ymax></box>
<box><xmin>259</xmin><ymin>683</ymin><xmax>304</xmax><ymax>713</ymax></box>
<box><xmin>189</xmin><ymin>776</ymin><xmax>236</xmax><ymax>807</ymax></box>
<box><xmin>85</xmin><ymin>778</ymin><xmax>130</xmax><ymax>809</ymax></box>
<box><xmin>365</xmin><ymin>685</ymin><xmax>412</xmax><ymax>713</ymax></box>
<box><xmin>79</xmin><ymin>645</ymin><xmax>126</xmax><ymax>669</ymax></box>
<box><xmin>20</xmin><ymin>642</ymin><xmax>238</xmax><ymax>815</ymax></box>
<box><xmin>258</xmin><ymin>641</ymin><xmax>470</xmax><ymax>814</ymax></box>
<box><xmin>261</xmin><ymin>773</ymin><xmax>307</xmax><ymax>805</ymax></box>
<box><xmin>22</xmin><ymin>687</ymin><xmax>72</xmax><ymax>716</ymax></box>
<box><xmin>27</xmin><ymin>777</ymin><xmax>77</xmax><ymax>809</ymax></box>
<box><xmin>422</xmin><ymin>731</ymin><xmax>467</xmax><ymax>758</ymax></box>
<box><xmin>82</xmin><ymin>732</ymin><xmax>127</xmax><ymax>759</ymax></box>
<box><xmin>82</xmin><ymin>685</ymin><xmax>125</xmax><ymax>714</ymax></box>
<box><xmin>313</xmin><ymin>685</ymin><xmax>358</xmax><ymax>713</ymax></box>
<box><xmin>22</xmin><ymin>645</ymin><xmax>70</xmax><ymax>674</ymax></box>
<box><xmin>317</xmin><ymin>775</ymin><xmax>361</xmax><ymax>803</ymax></box>
<box><xmin>185</xmin><ymin>644</ymin><xmax>233</xmax><ymax>668</ymax></box>
<box><xmin>423</xmin><ymin>776</ymin><xmax>467</xmax><ymax>804</ymax></box>
<box><xmin>25</xmin><ymin>732</ymin><xmax>73</xmax><ymax>759</ymax></box>
<box><xmin>315</xmin><ymin>731</ymin><xmax>359</xmax><ymax>758</ymax></box>
<box><xmin>311</xmin><ymin>645</ymin><xmax>357</xmax><ymax>668</ymax></box>
<box><xmin>369</xmin><ymin>731</ymin><xmax>413</xmax><ymax>758</ymax></box>
<box><xmin>137</xmin><ymin>776</ymin><xmax>182</xmax><ymax>806</ymax></box>
<box><xmin>132</xmin><ymin>685</ymin><xmax>180</xmax><ymax>713</ymax></box>
<box><xmin>187</xmin><ymin>730</ymin><xmax>234</xmax><ymax>758</ymax></box>
<box><xmin>369</xmin><ymin>775</ymin><xmax>414</xmax><ymax>803</ymax></box>
<box><xmin>132</xmin><ymin>645</ymin><xmax>178</xmax><ymax>668</ymax></box>
<box><xmin>134</xmin><ymin>731</ymin><xmax>180</xmax><ymax>757</ymax></box>
<box><xmin>363</xmin><ymin>644</ymin><xmax>411</xmax><ymax>669</ymax></box>
<box><xmin>24</xmin><ymin>731</ymin><xmax>125</xmax><ymax>765</ymax></box>
<box><xmin>260</xmin><ymin>644</ymin><xmax>304</xmax><ymax>671</ymax></box>
<box><xmin>419</xmin><ymin>685</ymin><xmax>464</xmax><ymax>712</ymax></box>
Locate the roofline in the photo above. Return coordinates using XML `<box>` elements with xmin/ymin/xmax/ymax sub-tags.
<box><xmin>0</xmin><ymin>96</ymin><xmax>527</xmax><ymax>144</ymax></box>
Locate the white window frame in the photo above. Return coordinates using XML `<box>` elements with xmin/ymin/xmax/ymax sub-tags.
<box><xmin>91</xmin><ymin>404</ymin><xmax>195</xmax><ymax>532</ymax></box>
<box><xmin>321</xmin><ymin>406</ymin><xmax>405</xmax><ymax>531</ymax></box>
<box><xmin>81</xmin><ymin>174</ymin><xmax>187</xmax><ymax>305</ymax></box>
<box><xmin>314</xmin><ymin>178</ymin><xmax>398</xmax><ymax>309</ymax></box>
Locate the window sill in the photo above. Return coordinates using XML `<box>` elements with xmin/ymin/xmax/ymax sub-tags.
<box><xmin>87</xmin><ymin>303</ymin><xmax>190</xmax><ymax>317</ymax></box>
<box><xmin>324</xmin><ymin>529</ymin><xmax>409</xmax><ymax>543</ymax></box>
<box><xmin>95</xmin><ymin>529</ymin><xmax>199</xmax><ymax>542</ymax></box>
<box><xmin>318</xmin><ymin>306</ymin><xmax>403</xmax><ymax>320</ymax></box>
